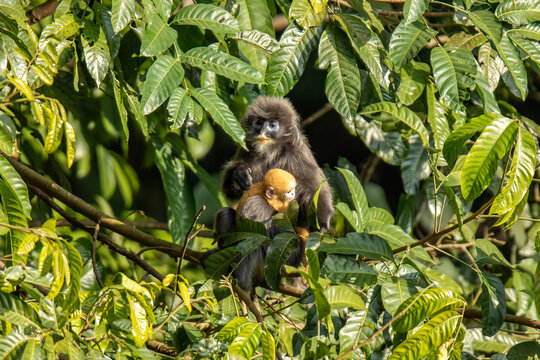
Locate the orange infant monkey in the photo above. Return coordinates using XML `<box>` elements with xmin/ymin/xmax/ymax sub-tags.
<box><xmin>214</xmin><ymin>169</ymin><xmax>307</xmax><ymax>292</ymax></box>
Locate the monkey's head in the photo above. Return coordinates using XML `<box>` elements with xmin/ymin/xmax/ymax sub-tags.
<box><xmin>242</xmin><ymin>96</ymin><xmax>302</xmax><ymax>153</ymax></box>
<box><xmin>263</xmin><ymin>169</ymin><xmax>296</xmax><ymax>212</ymax></box>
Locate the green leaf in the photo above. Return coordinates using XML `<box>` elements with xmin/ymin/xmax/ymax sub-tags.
<box><xmin>478</xmin><ymin>273</ymin><xmax>506</xmax><ymax>336</ymax></box>
<box><xmin>304</xmin><ymin>249</ymin><xmax>319</xmax><ymax>281</ymax></box>
<box><xmin>300</xmin><ymin>270</ymin><xmax>331</xmax><ymax>319</ymax></box>
<box><xmin>204</xmin><ymin>247</ymin><xmax>239</xmax><ymax>279</ymax></box>
<box><xmin>81</xmin><ymin>25</ymin><xmax>110</xmax><ymax>87</ymax></box>
<box><xmin>360</xmin><ymin>102</ymin><xmax>430</xmax><ymax>147</ymax></box>
<box><xmin>174</xmin><ymin>4</ymin><xmax>240</xmax><ymax>33</ymax></box>
<box><xmin>234</xmin><ymin>0</ymin><xmax>274</xmax><ymax>75</ymax></box>
<box><xmin>111</xmin><ymin>0</ymin><xmax>135</xmax><ymax>33</ymax></box>
<box><xmin>443</xmin><ymin>112</ymin><xmax>495</xmax><ymax>168</ymax></box>
<box><xmin>216</xmin><ymin>317</ymin><xmax>250</xmax><ymax>342</ymax></box>
<box><xmin>140</xmin><ymin>13</ymin><xmax>177</xmax><ymax>57</ymax></box>
<box><xmin>400</xmin><ymin>135</ymin><xmax>430</xmax><ymax>195</ymax></box>
<box><xmin>365</xmin><ymin>222</ymin><xmax>432</xmax><ymax>263</ymax></box>
<box><xmin>325</xmin><ymin>285</ymin><xmax>365</xmax><ymax>310</ymax></box>
<box><xmin>319</xmin><ymin>232</ymin><xmax>393</xmax><ymax>261</ymax></box>
<box><xmin>0</xmin><ymin>113</ymin><xmax>16</xmax><ymax>155</ymax></box>
<box><xmin>430</xmin><ymin>47</ymin><xmax>477</xmax><ymax>112</ymax></box>
<box><xmin>507</xmin><ymin>22</ymin><xmax>540</xmax><ymax>41</ymax></box>
<box><xmin>337</xmin><ymin>168</ymin><xmax>368</xmax><ymax>226</ymax></box>
<box><xmin>265</xmin><ymin>233</ymin><xmax>299</xmax><ymax>290</ymax></box>
<box><xmin>461</xmin><ymin>116</ymin><xmax>517</xmax><ymax>200</ymax></box>
<box><xmin>110</xmin><ymin>70</ymin><xmax>129</xmax><ymax>143</ymax></box>
<box><xmin>350</xmin><ymin>115</ymin><xmax>407</xmax><ymax>165</ymax></box>
<box><xmin>180</xmin><ymin>47</ymin><xmax>263</xmax><ymax>83</ymax></box>
<box><xmin>0</xmin><ymin>156</ymin><xmax>31</xmax><ymax>218</ymax></box>
<box><xmin>190</xmin><ymin>88</ymin><xmax>246</xmax><ymax>149</ymax></box>
<box><xmin>260</xmin><ymin>331</ymin><xmax>276</xmax><ymax>360</ymax></box>
<box><xmin>475</xmin><ymin>238</ymin><xmax>513</xmax><ymax>268</ymax></box>
<box><xmin>381</xmin><ymin>277</ymin><xmax>419</xmax><ymax>315</ymax></box>
<box><xmin>425</xmin><ymin>83</ymin><xmax>450</xmax><ymax>154</ymax></box>
<box><xmin>470</xmin><ymin>11</ymin><xmax>528</xmax><ymax>99</ymax></box>
<box><xmin>389</xmin><ymin>21</ymin><xmax>436</xmax><ymax>70</ymax></box>
<box><xmin>20</xmin><ymin>340</ymin><xmax>44</xmax><ymax>360</ymax></box>
<box><xmin>506</xmin><ymin>341</ymin><xmax>540</xmax><ymax>360</ymax></box>
<box><xmin>231</xmin><ymin>30</ymin><xmax>280</xmax><ymax>54</ymax></box>
<box><xmin>63</xmin><ymin>241</ymin><xmax>83</xmax><ymax>310</ymax></box>
<box><xmin>0</xmin><ymin>332</ymin><xmax>29</xmax><ymax>360</ymax></box>
<box><xmin>0</xmin><ymin>310</ymin><xmax>40</xmax><ymax>330</ymax></box>
<box><xmin>490</xmin><ymin>125</ymin><xmax>536</xmax><ymax>215</ymax></box>
<box><xmin>397</xmin><ymin>61</ymin><xmax>430</xmax><ymax>106</ymax></box>
<box><xmin>228</xmin><ymin>322</ymin><xmax>262</xmax><ymax>359</ymax></box>
<box><xmin>403</xmin><ymin>0</ymin><xmax>429</xmax><ymax>24</ymax></box>
<box><xmin>290</xmin><ymin>0</ymin><xmax>326</xmax><ymax>29</ymax></box>
<box><xmin>498</xmin><ymin>32</ymin><xmax>528</xmax><ymax>99</ymax></box>
<box><xmin>365</xmin><ymin>207</ymin><xmax>395</xmax><ymax>225</ymax></box>
<box><xmin>393</xmin><ymin>288</ymin><xmax>466</xmax><ymax>333</ymax></box>
<box><xmin>153</xmin><ymin>139</ymin><xmax>191</xmax><ymax>243</ymax></box>
<box><xmin>322</xmin><ymin>254</ymin><xmax>377</xmax><ymax>286</ymax></box>
<box><xmin>388</xmin><ymin>311</ymin><xmax>463</xmax><ymax>360</ymax></box>
<box><xmin>335</xmin><ymin>14</ymin><xmax>388</xmax><ymax>89</ymax></box>
<box><xmin>141</xmin><ymin>55</ymin><xmax>184</xmax><ymax>115</ymax></box>
<box><xmin>126</xmin><ymin>293</ymin><xmax>151</xmax><ymax>347</ymax></box>
<box><xmin>318</xmin><ymin>26</ymin><xmax>361</xmax><ymax>122</ymax></box>
<box><xmin>167</xmin><ymin>87</ymin><xmax>191</xmax><ymax>129</ymax></box>
<box><xmin>444</xmin><ymin>187</ymin><xmax>463</xmax><ymax>228</ymax></box>
<box><xmin>39</xmin><ymin>14</ymin><xmax>80</xmax><ymax>44</ymax></box>
<box><xmin>475</xmin><ymin>60</ymin><xmax>501</xmax><ymax>114</ymax></box>
<box><xmin>495</xmin><ymin>0</ymin><xmax>540</xmax><ymax>25</ymax></box>
<box><xmin>265</xmin><ymin>24</ymin><xmax>321</xmax><ymax>97</ymax></box>
<box><xmin>511</xmin><ymin>36</ymin><xmax>540</xmax><ymax>66</ymax></box>
<box><xmin>444</xmin><ymin>32</ymin><xmax>488</xmax><ymax>50</ymax></box>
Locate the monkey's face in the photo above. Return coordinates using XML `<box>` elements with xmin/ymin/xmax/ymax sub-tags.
<box><xmin>246</xmin><ymin>117</ymin><xmax>284</xmax><ymax>147</ymax></box>
<box><xmin>265</xmin><ymin>185</ymin><xmax>296</xmax><ymax>212</ymax></box>
<box><xmin>242</xmin><ymin>96</ymin><xmax>300</xmax><ymax>153</ymax></box>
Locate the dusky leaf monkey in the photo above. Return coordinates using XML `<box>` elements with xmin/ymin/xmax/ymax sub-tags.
<box><xmin>222</xmin><ymin>96</ymin><xmax>334</xmax><ymax>232</ymax></box>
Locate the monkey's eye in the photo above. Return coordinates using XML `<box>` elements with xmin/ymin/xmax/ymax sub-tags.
<box><xmin>267</xmin><ymin>120</ymin><xmax>279</xmax><ymax>131</ymax></box>
<box><xmin>253</xmin><ymin>119</ymin><xmax>264</xmax><ymax>130</ymax></box>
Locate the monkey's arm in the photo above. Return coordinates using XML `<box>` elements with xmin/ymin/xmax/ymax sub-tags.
<box><xmin>238</xmin><ymin>196</ymin><xmax>283</xmax><ymax>239</ymax></box>
<box><xmin>223</xmin><ymin>160</ymin><xmax>252</xmax><ymax>200</ymax></box>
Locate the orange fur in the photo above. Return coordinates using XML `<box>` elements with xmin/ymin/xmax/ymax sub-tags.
<box><xmin>237</xmin><ymin>169</ymin><xmax>297</xmax><ymax>216</ymax></box>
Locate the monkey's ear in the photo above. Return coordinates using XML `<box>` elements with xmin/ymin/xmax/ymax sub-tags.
<box><xmin>265</xmin><ymin>186</ymin><xmax>274</xmax><ymax>199</ymax></box>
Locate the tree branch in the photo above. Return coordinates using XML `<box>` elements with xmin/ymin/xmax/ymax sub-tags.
<box><xmin>26</xmin><ymin>0</ymin><xmax>59</xmax><ymax>24</ymax></box>
<box><xmin>456</xmin><ymin>308</ymin><xmax>540</xmax><ymax>329</ymax></box>
<box><xmin>234</xmin><ymin>285</ymin><xmax>266</xmax><ymax>329</ymax></box>
<box><xmin>1</xmin><ymin>151</ymin><xmax>203</xmax><ymax>264</ymax></box>
<box><xmin>146</xmin><ymin>339</ymin><xmax>177</xmax><ymax>357</ymax></box>
<box><xmin>28</xmin><ymin>184</ymin><xmax>168</xmax><ymax>283</ymax></box>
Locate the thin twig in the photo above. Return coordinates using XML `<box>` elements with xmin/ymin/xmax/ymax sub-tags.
<box><xmin>393</xmin><ymin>197</ymin><xmax>495</xmax><ymax>254</ymax></box>
<box><xmin>300</xmin><ymin>103</ymin><xmax>334</xmax><ymax>128</ymax></box>
<box><xmin>178</xmin><ymin>206</ymin><xmax>206</xmax><ymax>276</ymax></box>
<box><xmin>376</xmin><ymin>9</ymin><xmax>455</xmax><ymax>17</ymax></box>
<box><xmin>91</xmin><ymin>222</ymin><xmax>104</xmax><ymax>288</ymax></box>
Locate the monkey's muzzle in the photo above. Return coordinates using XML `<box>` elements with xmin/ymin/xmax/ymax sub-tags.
<box><xmin>254</xmin><ymin>135</ymin><xmax>273</xmax><ymax>144</ymax></box>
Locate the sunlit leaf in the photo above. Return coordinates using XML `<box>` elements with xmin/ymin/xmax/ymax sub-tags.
<box><xmin>461</xmin><ymin>115</ymin><xmax>517</xmax><ymax>200</ymax></box>
<box><xmin>389</xmin><ymin>21</ymin><xmax>436</xmax><ymax>70</ymax></box>
<box><xmin>141</xmin><ymin>55</ymin><xmax>184</xmax><ymax>115</ymax></box>
<box><xmin>265</xmin><ymin>24</ymin><xmax>321</xmax><ymax>97</ymax></box>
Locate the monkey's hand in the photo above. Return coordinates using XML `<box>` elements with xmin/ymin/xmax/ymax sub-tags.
<box><xmin>233</xmin><ymin>167</ymin><xmax>252</xmax><ymax>191</ymax></box>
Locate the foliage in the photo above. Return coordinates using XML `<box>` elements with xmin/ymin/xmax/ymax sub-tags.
<box><xmin>0</xmin><ymin>0</ymin><xmax>539</xmax><ymax>359</ymax></box>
